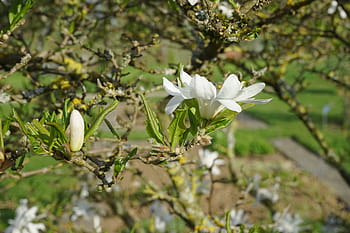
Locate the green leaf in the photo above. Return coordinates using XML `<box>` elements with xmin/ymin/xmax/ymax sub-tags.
<box><xmin>225</xmin><ymin>210</ymin><xmax>233</xmax><ymax>233</ymax></box>
<box><xmin>188</xmin><ymin>107</ymin><xmax>199</xmax><ymax>136</ymax></box>
<box><xmin>85</xmin><ymin>100</ymin><xmax>119</xmax><ymax>139</ymax></box>
<box><xmin>228</xmin><ymin>0</ymin><xmax>238</xmax><ymax>9</ymax></box>
<box><xmin>62</xmin><ymin>98</ymin><xmax>70</xmax><ymax>127</ymax></box>
<box><xmin>241</xmin><ymin>102</ymin><xmax>255</xmax><ymax>111</ymax></box>
<box><xmin>205</xmin><ymin>109</ymin><xmax>238</xmax><ymax>134</ymax></box>
<box><xmin>114</xmin><ymin>148</ymin><xmax>137</xmax><ymax>177</ymax></box>
<box><xmin>140</xmin><ymin>94</ymin><xmax>166</xmax><ymax>145</ymax></box>
<box><xmin>24</xmin><ymin>122</ymin><xmax>39</xmax><ymax>136</ymax></box>
<box><xmin>69</xmin><ymin>21</ymin><xmax>75</xmax><ymax>33</ymax></box>
<box><xmin>32</xmin><ymin>119</ymin><xmax>50</xmax><ymax>136</ymax></box>
<box><xmin>8</xmin><ymin>0</ymin><xmax>34</xmax><ymax>30</ymax></box>
<box><xmin>103</xmin><ymin>119</ymin><xmax>120</xmax><ymax>139</ymax></box>
<box><xmin>0</xmin><ymin>121</ymin><xmax>3</xmax><ymax>149</ymax></box>
<box><xmin>248</xmin><ymin>225</ymin><xmax>265</xmax><ymax>233</ymax></box>
<box><xmin>124</xmin><ymin>147</ymin><xmax>137</xmax><ymax>162</ymax></box>
<box><xmin>114</xmin><ymin>158</ymin><xmax>124</xmax><ymax>178</ymax></box>
<box><xmin>167</xmin><ymin>109</ymin><xmax>187</xmax><ymax>150</ymax></box>
<box><xmin>12</xmin><ymin>109</ymin><xmax>29</xmax><ymax>135</ymax></box>
<box><xmin>0</xmin><ymin>120</ymin><xmax>10</xmax><ymax>149</ymax></box>
<box><xmin>45</xmin><ymin>121</ymin><xmax>68</xmax><ymax>143</ymax></box>
<box><xmin>167</xmin><ymin>0</ymin><xmax>180</xmax><ymax>11</ymax></box>
<box><xmin>1</xmin><ymin>119</ymin><xmax>10</xmax><ymax>136</ymax></box>
<box><xmin>15</xmin><ymin>153</ymin><xmax>26</xmax><ymax>169</ymax></box>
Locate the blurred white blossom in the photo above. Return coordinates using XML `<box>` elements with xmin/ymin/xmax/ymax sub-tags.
<box><xmin>70</xmin><ymin>183</ymin><xmax>103</xmax><ymax>233</ymax></box>
<box><xmin>229</xmin><ymin>209</ymin><xmax>249</xmax><ymax>226</ymax></box>
<box><xmin>218</xmin><ymin>2</ymin><xmax>234</xmax><ymax>18</ymax></box>
<box><xmin>273</xmin><ymin>212</ymin><xmax>304</xmax><ymax>233</ymax></box>
<box><xmin>0</xmin><ymin>92</ymin><xmax>10</xmax><ymax>103</ymax></box>
<box><xmin>196</xmin><ymin>179</ymin><xmax>211</xmax><ymax>194</ymax></box>
<box><xmin>256</xmin><ymin>183</ymin><xmax>279</xmax><ymax>203</ymax></box>
<box><xmin>198</xmin><ymin>148</ymin><xmax>225</xmax><ymax>176</ymax></box>
<box><xmin>5</xmin><ymin>199</ymin><xmax>46</xmax><ymax>233</ymax></box>
<box><xmin>188</xmin><ymin>0</ymin><xmax>199</xmax><ymax>6</ymax></box>
<box><xmin>219</xmin><ymin>209</ymin><xmax>249</xmax><ymax>233</ymax></box>
<box><xmin>248</xmin><ymin>174</ymin><xmax>279</xmax><ymax>204</ymax></box>
<box><xmin>71</xmin><ymin>183</ymin><xmax>94</xmax><ymax>221</ymax></box>
<box><xmin>93</xmin><ymin>215</ymin><xmax>102</xmax><ymax>233</ymax></box>
<box><xmin>150</xmin><ymin>201</ymin><xmax>173</xmax><ymax>232</ymax></box>
<box><xmin>328</xmin><ymin>1</ymin><xmax>347</xmax><ymax>19</ymax></box>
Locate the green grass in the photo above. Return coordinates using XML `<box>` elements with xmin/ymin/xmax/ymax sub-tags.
<box><xmin>0</xmin><ymin>155</ymin><xmax>77</xmax><ymax>229</ymax></box>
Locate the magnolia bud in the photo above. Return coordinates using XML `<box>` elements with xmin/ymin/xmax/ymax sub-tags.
<box><xmin>69</xmin><ymin>109</ymin><xmax>84</xmax><ymax>152</ymax></box>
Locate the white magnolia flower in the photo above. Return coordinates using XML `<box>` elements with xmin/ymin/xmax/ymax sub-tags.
<box><xmin>188</xmin><ymin>0</ymin><xmax>199</xmax><ymax>6</ymax></box>
<box><xmin>162</xmin><ymin>69</ymin><xmax>193</xmax><ymax>114</ymax></box>
<box><xmin>67</xmin><ymin>109</ymin><xmax>85</xmax><ymax>152</ymax></box>
<box><xmin>273</xmin><ymin>212</ymin><xmax>304</xmax><ymax>233</ymax></box>
<box><xmin>163</xmin><ymin>71</ymin><xmax>271</xmax><ymax>119</ymax></box>
<box><xmin>198</xmin><ymin>148</ymin><xmax>225</xmax><ymax>176</ymax></box>
<box><xmin>5</xmin><ymin>199</ymin><xmax>46</xmax><ymax>233</ymax></box>
<box><xmin>191</xmin><ymin>74</ymin><xmax>222</xmax><ymax>119</ymax></box>
<box><xmin>193</xmin><ymin>74</ymin><xmax>271</xmax><ymax>119</ymax></box>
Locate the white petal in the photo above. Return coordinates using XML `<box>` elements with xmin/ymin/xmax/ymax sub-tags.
<box><xmin>163</xmin><ymin>78</ymin><xmax>182</xmax><ymax>96</ymax></box>
<box><xmin>240</xmin><ymin>98</ymin><xmax>272</xmax><ymax>104</ymax></box>
<box><xmin>235</xmin><ymin>83</ymin><xmax>265</xmax><ymax>102</ymax></box>
<box><xmin>27</xmin><ymin>222</ymin><xmax>46</xmax><ymax>233</ymax></box>
<box><xmin>217</xmin><ymin>74</ymin><xmax>242</xmax><ymax>99</ymax></box>
<box><xmin>180</xmin><ymin>69</ymin><xmax>192</xmax><ymax>86</ymax></box>
<box><xmin>69</xmin><ymin>109</ymin><xmax>85</xmax><ymax>152</ymax></box>
<box><xmin>165</xmin><ymin>96</ymin><xmax>184</xmax><ymax>114</ymax></box>
<box><xmin>192</xmin><ymin>75</ymin><xmax>216</xmax><ymax>100</ymax></box>
<box><xmin>212</xmin><ymin>166</ymin><xmax>221</xmax><ymax>176</ymax></box>
<box><xmin>217</xmin><ymin>99</ymin><xmax>242</xmax><ymax>112</ymax></box>
<box><xmin>188</xmin><ymin>0</ymin><xmax>199</xmax><ymax>6</ymax></box>
<box><xmin>328</xmin><ymin>1</ymin><xmax>338</xmax><ymax>14</ymax></box>
<box><xmin>179</xmin><ymin>86</ymin><xmax>193</xmax><ymax>99</ymax></box>
<box><xmin>214</xmin><ymin>159</ymin><xmax>226</xmax><ymax>166</ymax></box>
<box><xmin>338</xmin><ymin>6</ymin><xmax>347</xmax><ymax>19</ymax></box>
<box><xmin>26</xmin><ymin>206</ymin><xmax>39</xmax><ymax>220</ymax></box>
<box><xmin>197</xmin><ymin>99</ymin><xmax>223</xmax><ymax>119</ymax></box>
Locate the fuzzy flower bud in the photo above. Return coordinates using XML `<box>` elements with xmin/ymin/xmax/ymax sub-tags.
<box><xmin>68</xmin><ymin>109</ymin><xmax>84</xmax><ymax>152</ymax></box>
